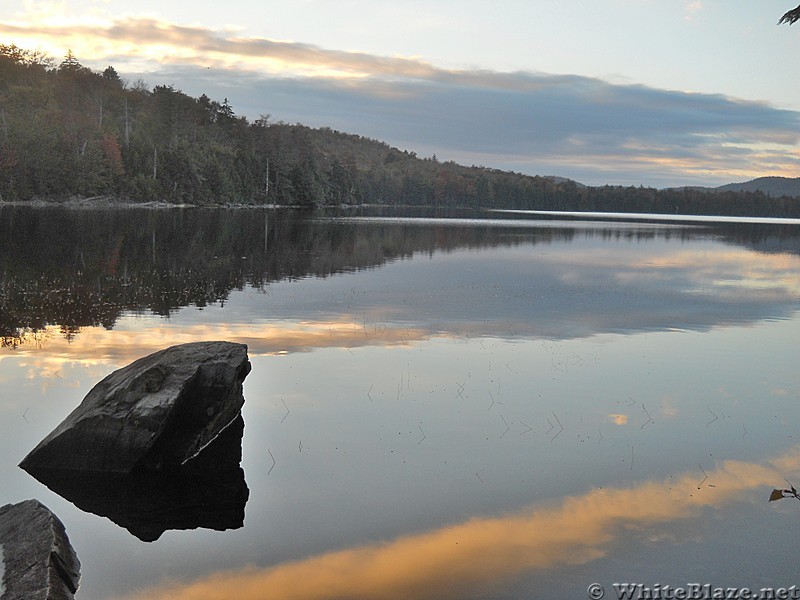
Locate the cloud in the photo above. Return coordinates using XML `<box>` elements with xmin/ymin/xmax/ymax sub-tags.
<box><xmin>684</xmin><ymin>0</ymin><xmax>704</xmax><ymax>21</ymax></box>
<box><xmin>110</xmin><ymin>448</ymin><xmax>800</xmax><ymax>600</ymax></box>
<box><xmin>2</xmin><ymin>14</ymin><xmax>799</xmax><ymax>186</ymax></box>
<box><xmin>147</xmin><ymin>67</ymin><xmax>800</xmax><ymax>186</ymax></box>
<box><xmin>0</xmin><ymin>16</ymin><xmax>445</xmax><ymax>79</ymax></box>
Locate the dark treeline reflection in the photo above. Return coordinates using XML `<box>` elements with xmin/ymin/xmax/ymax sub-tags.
<box><xmin>1</xmin><ymin>205</ymin><xmax>798</xmax><ymax>345</ymax></box>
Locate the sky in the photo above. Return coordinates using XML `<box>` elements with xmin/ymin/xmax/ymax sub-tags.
<box><xmin>2</xmin><ymin>0</ymin><xmax>800</xmax><ymax>188</ymax></box>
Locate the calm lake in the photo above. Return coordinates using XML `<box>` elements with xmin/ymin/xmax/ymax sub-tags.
<box><xmin>2</xmin><ymin>205</ymin><xmax>800</xmax><ymax>599</ymax></box>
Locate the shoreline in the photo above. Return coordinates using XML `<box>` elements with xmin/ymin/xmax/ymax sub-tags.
<box><xmin>0</xmin><ymin>196</ymin><xmax>286</xmax><ymax>210</ymax></box>
<box><xmin>3</xmin><ymin>198</ymin><xmax>800</xmax><ymax>225</ymax></box>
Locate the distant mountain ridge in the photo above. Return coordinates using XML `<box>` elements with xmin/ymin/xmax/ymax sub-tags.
<box><xmin>670</xmin><ymin>177</ymin><xmax>800</xmax><ymax>198</ymax></box>
<box><xmin>542</xmin><ymin>175</ymin><xmax>587</xmax><ymax>188</ymax></box>
<box><xmin>716</xmin><ymin>177</ymin><xmax>800</xmax><ymax>197</ymax></box>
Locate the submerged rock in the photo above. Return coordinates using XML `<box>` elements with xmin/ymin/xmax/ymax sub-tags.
<box><xmin>26</xmin><ymin>415</ymin><xmax>249</xmax><ymax>542</ymax></box>
<box><xmin>0</xmin><ymin>499</ymin><xmax>80</xmax><ymax>600</ymax></box>
<box><xmin>20</xmin><ymin>341</ymin><xmax>251</xmax><ymax>473</ymax></box>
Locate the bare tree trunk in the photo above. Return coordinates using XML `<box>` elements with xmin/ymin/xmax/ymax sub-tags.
<box><xmin>124</xmin><ymin>98</ymin><xmax>130</xmax><ymax>146</ymax></box>
<box><xmin>265</xmin><ymin>158</ymin><xmax>269</xmax><ymax>201</ymax></box>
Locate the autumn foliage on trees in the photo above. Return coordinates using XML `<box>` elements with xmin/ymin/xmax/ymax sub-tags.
<box><xmin>0</xmin><ymin>45</ymin><xmax>799</xmax><ymax>216</ymax></box>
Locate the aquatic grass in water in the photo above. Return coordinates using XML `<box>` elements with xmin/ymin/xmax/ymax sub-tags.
<box><xmin>1</xmin><ymin>206</ymin><xmax>800</xmax><ymax>598</ymax></box>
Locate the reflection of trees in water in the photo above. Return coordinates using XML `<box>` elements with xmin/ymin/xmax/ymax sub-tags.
<box><xmin>1</xmin><ymin>207</ymin><xmax>261</xmax><ymax>344</ymax></box>
<box><xmin>1</xmin><ymin>206</ymin><xmax>795</xmax><ymax>346</ymax></box>
<box><xmin>713</xmin><ymin>223</ymin><xmax>800</xmax><ymax>256</ymax></box>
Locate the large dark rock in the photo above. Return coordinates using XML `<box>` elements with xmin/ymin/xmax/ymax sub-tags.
<box><xmin>20</xmin><ymin>341</ymin><xmax>251</xmax><ymax>473</ymax></box>
<box><xmin>25</xmin><ymin>415</ymin><xmax>249</xmax><ymax>542</ymax></box>
<box><xmin>0</xmin><ymin>499</ymin><xmax>80</xmax><ymax>600</ymax></box>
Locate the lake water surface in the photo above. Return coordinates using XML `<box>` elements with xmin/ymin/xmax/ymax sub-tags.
<box><xmin>1</xmin><ymin>206</ymin><xmax>800</xmax><ymax>599</ymax></box>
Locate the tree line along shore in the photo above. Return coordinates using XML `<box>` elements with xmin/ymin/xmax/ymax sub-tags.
<box><xmin>1</xmin><ymin>45</ymin><xmax>799</xmax><ymax>217</ymax></box>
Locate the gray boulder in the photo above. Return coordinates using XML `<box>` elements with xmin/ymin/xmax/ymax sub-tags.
<box><xmin>26</xmin><ymin>415</ymin><xmax>249</xmax><ymax>542</ymax></box>
<box><xmin>20</xmin><ymin>341</ymin><xmax>251</xmax><ymax>473</ymax></box>
<box><xmin>0</xmin><ymin>499</ymin><xmax>80</xmax><ymax>600</ymax></box>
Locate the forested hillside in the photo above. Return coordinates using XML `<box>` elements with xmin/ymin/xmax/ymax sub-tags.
<box><xmin>715</xmin><ymin>177</ymin><xmax>800</xmax><ymax>197</ymax></box>
<box><xmin>1</xmin><ymin>44</ymin><xmax>799</xmax><ymax>217</ymax></box>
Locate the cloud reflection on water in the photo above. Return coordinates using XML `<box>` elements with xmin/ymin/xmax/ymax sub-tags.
<box><xmin>1</xmin><ymin>320</ymin><xmax>428</xmax><ymax>374</ymax></box>
<box><xmin>112</xmin><ymin>448</ymin><xmax>800</xmax><ymax>600</ymax></box>
<box><xmin>3</xmin><ymin>216</ymin><xmax>800</xmax><ymax>598</ymax></box>
<box><xmin>3</xmin><ymin>236</ymin><xmax>800</xmax><ymax>372</ymax></box>
<box><xmin>3</xmin><ymin>210</ymin><xmax>800</xmax><ymax>356</ymax></box>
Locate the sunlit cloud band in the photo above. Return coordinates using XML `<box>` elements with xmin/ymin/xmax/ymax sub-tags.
<box><xmin>2</xmin><ymin>15</ymin><xmax>799</xmax><ymax>186</ymax></box>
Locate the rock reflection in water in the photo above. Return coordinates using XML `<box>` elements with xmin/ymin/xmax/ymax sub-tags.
<box><xmin>22</xmin><ymin>415</ymin><xmax>248</xmax><ymax>542</ymax></box>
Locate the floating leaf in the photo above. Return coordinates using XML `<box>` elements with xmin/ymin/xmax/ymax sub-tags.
<box><xmin>769</xmin><ymin>489</ymin><xmax>785</xmax><ymax>502</ymax></box>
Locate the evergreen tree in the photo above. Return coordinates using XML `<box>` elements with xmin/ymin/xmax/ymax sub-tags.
<box><xmin>0</xmin><ymin>45</ymin><xmax>797</xmax><ymax>216</ymax></box>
